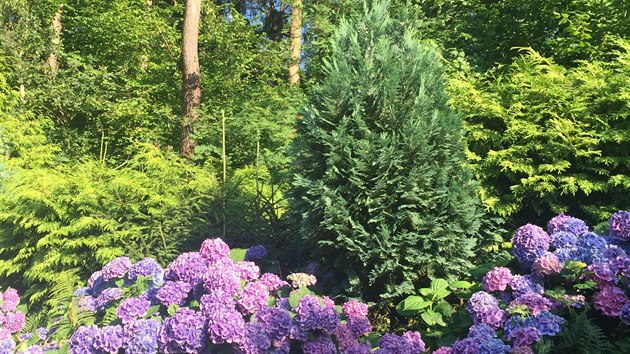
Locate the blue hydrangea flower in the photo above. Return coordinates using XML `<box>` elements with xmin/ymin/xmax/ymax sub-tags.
<box><xmin>245</xmin><ymin>244</ymin><xmax>268</xmax><ymax>261</ymax></box>
<box><xmin>123</xmin><ymin>318</ymin><xmax>160</xmax><ymax>354</ymax></box>
<box><xmin>478</xmin><ymin>338</ymin><xmax>510</xmax><ymax>354</ymax></box>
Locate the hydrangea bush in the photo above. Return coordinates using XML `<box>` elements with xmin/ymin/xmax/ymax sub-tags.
<box><xmin>63</xmin><ymin>241</ymin><xmax>424</xmax><ymax>353</ymax></box>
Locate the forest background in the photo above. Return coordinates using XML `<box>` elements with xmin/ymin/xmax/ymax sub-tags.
<box><xmin>0</xmin><ymin>0</ymin><xmax>629</xmax><ymax>337</ymax></box>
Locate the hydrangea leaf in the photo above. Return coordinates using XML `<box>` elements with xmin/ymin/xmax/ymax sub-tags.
<box><xmin>396</xmin><ymin>295</ymin><xmax>429</xmax><ymax>316</ymax></box>
<box><xmin>229</xmin><ymin>248</ymin><xmax>247</xmax><ymax>263</ymax></box>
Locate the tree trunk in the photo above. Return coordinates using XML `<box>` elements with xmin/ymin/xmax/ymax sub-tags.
<box><xmin>47</xmin><ymin>4</ymin><xmax>63</xmax><ymax>74</ymax></box>
<box><xmin>181</xmin><ymin>0</ymin><xmax>202</xmax><ymax>157</ymax></box>
<box><xmin>289</xmin><ymin>0</ymin><xmax>302</xmax><ymax>86</ymax></box>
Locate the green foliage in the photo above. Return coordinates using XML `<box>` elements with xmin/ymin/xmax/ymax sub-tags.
<box><xmin>0</xmin><ymin>143</ymin><xmax>218</xmax><ymax>311</ymax></box>
<box><xmin>450</xmin><ymin>43</ymin><xmax>630</xmax><ymax>227</ymax></box>
<box><xmin>290</xmin><ymin>0</ymin><xmax>493</xmax><ymax>300</ymax></box>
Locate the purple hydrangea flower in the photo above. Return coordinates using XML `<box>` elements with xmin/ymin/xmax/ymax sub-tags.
<box><xmin>342</xmin><ymin>300</ymin><xmax>369</xmax><ymax>317</ymax></box>
<box><xmin>199</xmin><ymin>238</ymin><xmax>230</xmax><ymax>262</ymax></box>
<box><xmin>478</xmin><ymin>338</ymin><xmax>510</xmax><ymax>354</ymax></box>
<box><xmin>95</xmin><ymin>288</ymin><xmax>124</xmax><ymax>309</ymax></box>
<box><xmin>294</xmin><ymin>295</ymin><xmax>340</xmax><ymax>336</ymax></box>
<box><xmin>128</xmin><ymin>258</ymin><xmax>164</xmax><ymax>286</ymax></box>
<box><xmin>450</xmin><ymin>337</ymin><xmax>479</xmax><ymax>354</ymax></box>
<box><xmin>200</xmin><ymin>289</ymin><xmax>236</xmax><ymax>316</ymax></box>
<box><xmin>402</xmin><ymin>331</ymin><xmax>425</xmax><ymax>353</ymax></box>
<box><xmin>238</xmin><ymin>281</ymin><xmax>270</xmax><ymax>315</ymax></box>
<box><xmin>509</xmin><ymin>275</ymin><xmax>544</xmax><ymax>297</ymax></box>
<box><xmin>467</xmin><ymin>291</ymin><xmax>505</xmax><ymax>328</ymax></box>
<box><xmin>87</xmin><ymin>271</ymin><xmax>106</xmax><ymax>296</ymax></box>
<box><xmin>554</xmin><ymin>247</ymin><xmax>579</xmax><ymax>263</ymax></box>
<box><xmin>1</xmin><ymin>288</ymin><xmax>19</xmax><ymax>312</ymax></box>
<box><xmin>609</xmin><ymin>211</ymin><xmax>630</xmax><ymax>242</ymax></box>
<box><xmin>468</xmin><ymin>324</ymin><xmax>497</xmax><ymax>341</ymax></box>
<box><xmin>93</xmin><ymin>325</ymin><xmax>124</xmax><ymax>353</ymax></box>
<box><xmin>533</xmin><ymin>252</ymin><xmax>563</xmax><ymax>276</ymax></box>
<box><xmin>204</xmin><ymin>259</ymin><xmax>241</xmax><ymax>297</ymax></box>
<box><xmin>433</xmin><ymin>347</ymin><xmax>452</xmax><ymax>354</ymax></box>
<box><xmin>510</xmin><ymin>292</ymin><xmax>552</xmax><ymax>316</ymax></box>
<box><xmin>69</xmin><ymin>325</ymin><xmax>100</xmax><ymax>354</ymax></box>
<box><xmin>236</xmin><ymin>322</ymin><xmax>272</xmax><ymax>354</ymax></box>
<box><xmin>548</xmin><ymin>213</ymin><xmax>572</xmax><ymax>234</ymax></box>
<box><xmin>259</xmin><ymin>273</ymin><xmax>288</xmax><ymax>292</ymax></box>
<box><xmin>158</xmin><ymin>308</ymin><xmax>206</xmax><ymax>353</ymax></box>
<box><xmin>3</xmin><ymin>311</ymin><xmax>25</xmax><ymax>333</ymax></box>
<box><xmin>620</xmin><ymin>303</ymin><xmax>630</xmax><ymax>325</ymax></box>
<box><xmin>512</xmin><ymin>346</ymin><xmax>535</xmax><ymax>354</ymax></box>
<box><xmin>245</xmin><ymin>244</ymin><xmax>268</xmax><ymax>261</ymax></box>
<box><xmin>523</xmin><ymin>311</ymin><xmax>566</xmax><ymax>336</ymax></box>
<box><xmin>550</xmin><ymin>231</ymin><xmax>578</xmax><ymax>250</ymax></box>
<box><xmin>508</xmin><ymin>327</ymin><xmax>540</xmax><ymax>347</ymax></box>
<box><xmin>156</xmin><ymin>280</ymin><xmax>191</xmax><ymax>306</ymax></box>
<box><xmin>482</xmin><ymin>267</ymin><xmax>513</xmax><ymax>292</ymax></box>
<box><xmin>236</xmin><ymin>261</ymin><xmax>260</xmax><ymax>281</ymax></box>
<box><xmin>584</xmin><ymin>263</ymin><xmax>617</xmax><ymax>288</ymax></box>
<box><xmin>117</xmin><ymin>296</ymin><xmax>151</xmax><ymax>324</ymax></box>
<box><xmin>164</xmin><ymin>252</ymin><xmax>207</xmax><ymax>287</ymax></box>
<box><xmin>347</xmin><ymin>315</ymin><xmax>371</xmax><ymax>337</ymax></box>
<box><xmin>254</xmin><ymin>307</ymin><xmax>292</xmax><ymax>342</ymax></box>
<box><xmin>344</xmin><ymin>343</ymin><xmax>372</xmax><ymax>354</ymax></box>
<box><xmin>207</xmin><ymin>307</ymin><xmax>245</xmax><ymax>344</ymax></box>
<box><xmin>123</xmin><ymin>318</ymin><xmax>160</xmax><ymax>354</ymax></box>
<box><xmin>375</xmin><ymin>333</ymin><xmax>411</xmax><ymax>354</ymax></box>
<box><xmin>0</xmin><ymin>338</ymin><xmax>15</xmax><ymax>353</ymax></box>
<box><xmin>512</xmin><ymin>224</ymin><xmax>551</xmax><ymax>266</ymax></box>
<box><xmin>577</xmin><ymin>233</ymin><xmax>608</xmax><ymax>264</ymax></box>
<box><xmin>77</xmin><ymin>295</ymin><xmax>97</xmax><ymax>313</ymax></box>
<box><xmin>593</xmin><ymin>286</ymin><xmax>629</xmax><ymax>317</ymax></box>
<box><xmin>73</xmin><ymin>287</ymin><xmax>90</xmax><ymax>297</ymax></box>
<box><xmin>302</xmin><ymin>334</ymin><xmax>336</xmax><ymax>354</ymax></box>
<box><xmin>334</xmin><ymin>323</ymin><xmax>358</xmax><ymax>351</ymax></box>
<box><xmin>101</xmin><ymin>257</ymin><xmax>132</xmax><ymax>282</ymax></box>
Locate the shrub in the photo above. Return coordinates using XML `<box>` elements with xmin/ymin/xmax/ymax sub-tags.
<box><xmin>450</xmin><ymin>42</ymin><xmax>630</xmax><ymax>228</ymax></box>
<box><xmin>289</xmin><ymin>0</ymin><xmax>489</xmax><ymax>300</ymax></box>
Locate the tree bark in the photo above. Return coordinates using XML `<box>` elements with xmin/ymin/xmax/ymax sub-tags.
<box><xmin>47</xmin><ymin>5</ymin><xmax>63</xmax><ymax>74</ymax></box>
<box><xmin>181</xmin><ymin>0</ymin><xmax>202</xmax><ymax>157</ymax></box>
<box><xmin>289</xmin><ymin>0</ymin><xmax>302</xmax><ymax>86</ymax></box>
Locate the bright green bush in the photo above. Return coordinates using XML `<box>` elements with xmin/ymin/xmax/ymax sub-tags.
<box><xmin>0</xmin><ymin>143</ymin><xmax>218</xmax><ymax>310</ymax></box>
<box><xmin>290</xmin><ymin>1</ymin><xmax>490</xmax><ymax>301</ymax></box>
<box><xmin>450</xmin><ymin>42</ymin><xmax>630</xmax><ymax>228</ymax></box>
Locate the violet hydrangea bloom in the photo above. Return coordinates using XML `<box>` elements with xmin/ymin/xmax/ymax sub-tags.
<box><xmin>101</xmin><ymin>257</ymin><xmax>132</xmax><ymax>282</ymax></box>
<box><xmin>450</xmin><ymin>337</ymin><xmax>479</xmax><ymax>354</ymax></box>
<box><xmin>593</xmin><ymin>285</ymin><xmax>629</xmax><ymax>317</ymax></box>
<box><xmin>510</xmin><ymin>292</ymin><xmax>552</xmax><ymax>316</ymax></box>
<box><xmin>293</xmin><ymin>295</ymin><xmax>340</xmax><ymax>338</ymax></box>
<box><xmin>532</xmin><ymin>252</ymin><xmax>563</xmax><ymax>276</ymax></box>
<box><xmin>117</xmin><ymin>296</ymin><xmax>151</xmax><ymax>324</ymax></box>
<box><xmin>478</xmin><ymin>338</ymin><xmax>510</xmax><ymax>354</ymax></box>
<box><xmin>508</xmin><ymin>327</ymin><xmax>540</xmax><ymax>347</ymax></box>
<box><xmin>344</xmin><ymin>343</ymin><xmax>372</xmax><ymax>354</ymax></box>
<box><xmin>620</xmin><ymin>303</ymin><xmax>630</xmax><ymax>325</ymax></box>
<box><xmin>302</xmin><ymin>334</ymin><xmax>336</xmax><ymax>354</ymax></box>
<box><xmin>550</xmin><ymin>231</ymin><xmax>578</xmax><ymax>250</ymax></box>
<box><xmin>199</xmin><ymin>238</ymin><xmax>230</xmax><ymax>262</ymax></box>
<box><xmin>237</xmin><ymin>322</ymin><xmax>272</xmax><ymax>354</ymax></box>
<box><xmin>468</xmin><ymin>324</ymin><xmax>496</xmax><ymax>341</ymax></box>
<box><xmin>69</xmin><ymin>325</ymin><xmax>100</xmax><ymax>354</ymax></box>
<box><xmin>156</xmin><ymin>280</ymin><xmax>192</xmax><ymax>306</ymax></box>
<box><xmin>87</xmin><ymin>270</ymin><xmax>106</xmax><ymax>296</ymax></box>
<box><xmin>467</xmin><ymin>291</ymin><xmax>505</xmax><ymax>328</ymax></box>
<box><xmin>509</xmin><ymin>275</ymin><xmax>544</xmax><ymax>297</ymax></box>
<box><xmin>432</xmin><ymin>347</ymin><xmax>452</xmax><ymax>354</ymax></box>
<box><xmin>128</xmin><ymin>257</ymin><xmax>164</xmax><ymax>286</ymax></box>
<box><xmin>1</xmin><ymin>288</ymin><xmax>19</xmax><ymax>312</ymax></box>
<box><xmin>238</xmin><ymin>281</ymin><xmax>270</xmax><ymax>314</ymax></box>
<box><xmin>547</xmin><ymin>213</ymin><xmax>572</xmax><ymax>234</ymax></box>
<box><xmin>584</xmin><ymin>263</ymin><xmax>617</xmax><ymax>288</ymax></box>
<box><xmin>347</xmin><ymin>315</ymin><xmax>371</xmax><ymax>337</ymax></box>
<box><xmin>123</xmin><ymin>318</ymin><xmax>160</xmax><ymax>354</ymax></box>
<box><xmin>93</xmin><ymin>325</ymin><xmax>124</xmax><ymax>353</ymax></box>
<box><xmin>254</xmin><ymin>307</ymin><xmax>292</xmax><ymax>343</ymax></box>
<box><xmin>342</xmin><ymin>300</ymin><xmax>369</xmax><ymax>317</ymax></box>
<box><xmin>402</xmin><ymin>331</ymin><xmax>425</xmax><ymax>353</ymax></box>
<box><xmin>609</xmin><ymin>211</ymin><xmax>630</xmax><ymax>242</ymax></box>
<box><xmin>95</xmin><ymin>287</ymin><xmax>124</xmax><ymax>309</ymax></box>
<box><xmin>204</xmin><ymin>259</ymin><xmax>241</xmax><ymax>297</ymax></box>
<box><xmin>523</xmin><ymin>311</ymin><xmax>566</xmax><ymax>336</ymax></box>
<box><xmin>164</xmin><ymin>252</ymin><xmax>207</xmax><ymax>287</ymax></box>
<box><xmin>158</xmin><ymin>307</ymin><xmax>206</xmax><ymax>353</ymax></box>
<box><xmin>482</xmin><ymin>267</ymin><xmax>513</xmax><ymax>292</ymax></box>
<box><xmin>245</xmin><ymin>244</ymin><xmax>268</xmax><ymax>261</ymax></box>
<box><xmin>200</xmin><ymin>289</ymin><xmax>236</xmax><ymax>316</ymax></box>
<box><xmin>259</xmin><ymin>273</ymin><xmax>288</xmax><ymax>292</ymax></box>
<box><xmin>207</xmin><ymin>307</ymin><xmax>245</xmax><ymax>344</ymax></box>
<box><xmin>236</xmin><ymin>261</ymin><xmax>260</xmax><ymax>281</ymax></box>
<box><xmin>512</xmin><ymin>224</ymin><xmax>551</xmax><ymax>266</ymax></box>
<box><xmin>0</xmin><ymin>338</ymin><xmax>15</xmax><ymax>353</ymax></box>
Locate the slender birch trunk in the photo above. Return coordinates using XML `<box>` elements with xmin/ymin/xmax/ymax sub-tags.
<box><xmin>181</xmin><ymin>0</ymin><xmax>202</xmax><ymax>157</ymax></box>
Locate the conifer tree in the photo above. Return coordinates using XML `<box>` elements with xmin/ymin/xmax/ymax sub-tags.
<box><xmin>290</xmin><ymin>0</ymin><xmax>486</xmax><ymax>300</ymax></box>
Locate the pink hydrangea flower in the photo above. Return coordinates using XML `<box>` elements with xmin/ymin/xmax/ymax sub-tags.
<box><xmin>1</xmin><ymin>288</ymin><xmax>19</xmax><ymax>312</ymax></box>
<box><xmin>199</xmin><ymin>238</ymin><xmax>230</xmax><ymax>262</ymax></box>
<box><xmin>532</xmin><ymin>252</ymin><xmax>563</xmax><ymax>276</ymax></box>
<box><xmin>4</xmin><ymin>311</ymin><xmax>26</xmax><ymax>333</ymax></box>
<box><xmin>593</xmin><ymin>286</ymin><xmax>629</xmax><ymax>317</ymax></box>
<box><xmin>342</xmin><ymin>300</ymin><xmax>369</xmax><ymax>317</ymax></box>
<box><xmin>482</xmin><ymin>267</ymin><xmax>513</xmax><ymax>292</ymax></box>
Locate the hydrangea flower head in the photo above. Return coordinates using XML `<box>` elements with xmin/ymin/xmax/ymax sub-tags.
<box><xmin>510</xmin><ymin>292</ymin><xmax>552</xmax><ymax>316</ymax></box>
<box><xmin>302</xmin><ymin>334</ymin><xmax>336</xmax><ymax>354</ymax></box>
<box><xmin>1</xmin><ymin>288</ymin><xmax>19</xmax><ymax>312</ymax></box>
<box><xmin>87</xmin><ymin>271</ymin><xmax>106</xmax><ymax>296</ymax></box>
<box><xmin>164</xmin><ymin>252</ymin><xmax>207</xmax><ymax>287</ymax></box>
<box><xmin>69</xmin><ymin>325</ymin><xmax>100</xmax><ymax>354</ymax></box>
<box><xmin>478</xmin><ymin>338</ymin><xmax>510</xmax><ymax>354</ymax></box>
<box><xmin>609</xmin><ymin>211</ymin><xmax>630</xmax><ymax>242</ymax></box>
<box><xmin>199</xmin><ymin>238</ymin><xmax>230</xmax><ymax>262</ymax></box>
<box><xmin>620</xmin><ymin>303</ymin><xmax>630</xmax><ymax>325</ymax></box>
<box><xmin>402</xmin><ymin>331</ymin><xmax>425</xmax><ymax>353</ymax></box>
<box><xmin>245</xmin><ymin>244</ymin><xmax>268</xmax><ymax>261</ymax></box>
<box><xmin>512</xmin><ymin>224</ymin><xmax>551</xmax><ymax>265</ymax></box>
<box><xmin>117</xmin><ymin>296</ymin><xmax>151</xmax><ymax>324</ymax></box>
<box><xmin>155</xmin><ymin>280</ymin><xmax>191</xmax><ymax>306</ymax></box>
<box><xmin>593</xmin><ymin>286</ymin><xmax>629</xmax><ymax>317</ymax></box>
<box><xmin>101</xmin><ymin>257</ymin><xmax>132</xmax><ymax>282</ymax></box>
<box><xmin>207</xmin><ymin>307</ymin><xmax>245</xmax><ymax>344</ymax></box>
<box><xmin>0</xmin><ymin>338</ymin><xmax>15</xmax><ymax>353</ymax></box>
<box><xmin>342</xmin><ymin>300</ymin><xmax>369</xmax><ymax>317</ymax></box>
<box><xmin>200</xmin><ymin>289</ymin><xmax>236</xmax><ymax>316</ymax></box>
<box><xmin>584</xmin><ymin>263</ymin><xmax>616</xmax><ymax>288</ymax></box>
<box><xmin>547</xmin><ymin>213</ymin><xmax>571</xmax><ymax>234</ymax></box>
<box><xmin>259</xmin><ymin>273</ymin><xmax>288</xmax><ymax>292</ymax></box>
<box><xmin>523</xmin><ymin>311</ymin><xmax>566</xmax><ymax>336</ymax></box>
<box><xmin>344</xmin><ymin>343</ymin><xmax>372</xmax><ymax>354</ymax></box>
<box><xmin>550</xmin><ymin>231</ymin><xmax>578</xmax><ymax>250</ymax></box>
<box><xmin>467</xmin><ymin>292</ymin><xmax>504</xmax><ymax>328</ymax></box>
<box><xmin>468</xmin><ymin>324</ymin><xmax>496</xmax><ymax>341</ymax></box>
<box><xmin>123</xmin><ymin>318</ymin><xmax>159</xmax><ymax>354</ymax></box>
<box><xmin>432</xmin><ymin>347</ymin><xmax>452</xmax><ymax>354</ymax></box>
<box><xmin>509</xmin><ymin>275</ymin><xmax>544</xmax><ymax>297</ymax></box>
<box><xmin>533</xmin><ymin>252</ymin><xmax>563</xmax><ymax>276</ymax></box>
<box><xmin>3</xmin><ymin>311</ymin><xmax>25</xmax><ymax>333</ymax></box>
<box><xmin>93</xmin><ymin>325</ymin><xmax>124</xmax><ymax>353</ymax></box>
<box><xmin>236</xmin><ymin>261</ymin><xmax>260</xmax><ymax>281</ymax></box>
<box><xmin>482</xmin><ymin>267</ymin><xmax>513</xmax><ymax>292</ymax></box>
<box><xmin>254</xmin><ymin>307</ymin><xmax>292</xmax><ymax>342</ymax></box>
<box><xmin>508</xmin><ymin>327</ymin><xmax>540</xmax><ymax>347</ymax></box>
<box><xmin>95</xmin><ymin>288</ymin><xmax>123</xmax><ymax>310</ymax></box>
<box><xmin>157</xmin><ymin>307</ymin><xmax>206</xmax><ymax>353</ymax></box>
<box><xmin>204</xmin><ymin>259</ymin><xmax>241</xmax><ymax>296</ymax></box>
<box><xmin>128</xmin><ymin>258</ymin><xmax>164</xmax><ymax>286</ymax></box>
<box><xmin>450</xmin><ymin>337</ymin><xmax>479</xmax><ymax>354</ymax></box>
<box><xmin>287</xmin><ymin>273</ymin><xmax>317</xmax><ymax>288</ymax></box>
<box><xmin>238</xmin><ymin>281</ymin><xmax>270</xmax><ymax>314</ymax></box>
<box><xmin>347</xmin><ymin>315</ymin><xmax>371</xmax><ymax>337</ymax></box>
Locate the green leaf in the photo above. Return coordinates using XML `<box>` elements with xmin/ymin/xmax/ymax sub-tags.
<box><xmin>449</xmin><ymin>280</ymin><xmax>473</xmax><ymax>290</ymax></box>
<box><xmin>434</xmin><ymin>301</ymin><xmax>454</xmax><ymax>317</ymax></box>
<box><xmin>421</xmin><ymin>309</ymin><xmax>446</xmax><ymax>327</ymax></box>
<box><xmin>574</xmin><ymin>281</ymin><xmax>597</xmax><ymax>290</ymax></box>
<box><xmin>419</xmin><ymin>288</ymin><xmax>433</xmax><ymax>297</ymax></box>
<box><xmin>145</xmin><ymin>305</ymin><xmax>161</xmax><ymax>318</ymax></box>
<box><xmin>288</xmin><ymin>286</ymin><xmax>313</xmax><ymax>308</ymax></box>
<box><xmin>114</xmin><ymin>279</ymin><xmax>124</xmax><ymax>287</ymax></box>
<box><xmin>167</xmin><ymin>304</ymin><xmax>179</xmax><ymax>317</ymax></box>
<box><xmin>396</xmin><ymin>295</ymin><xmax>429</xmax><ymax>316</ymax></box>
<box><xmin>430</xmin><ymin>278</ymin><xmax>449</xmax><ymax>291</ymax></box>
<box><xmin>229</xmin><ymin>248</ymin><xmax>248</xmax><ymax>263</ymax></box>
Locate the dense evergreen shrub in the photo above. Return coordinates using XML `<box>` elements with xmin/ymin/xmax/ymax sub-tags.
<box><xmin>450</xmin><ymin>43</ymin><xmax>630</xmax><ymax>228</ymax></box>
<box><xmin>290</xmin><ymin>0</ymin><xmax>489</xmax><ymax>300</ymax></box>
